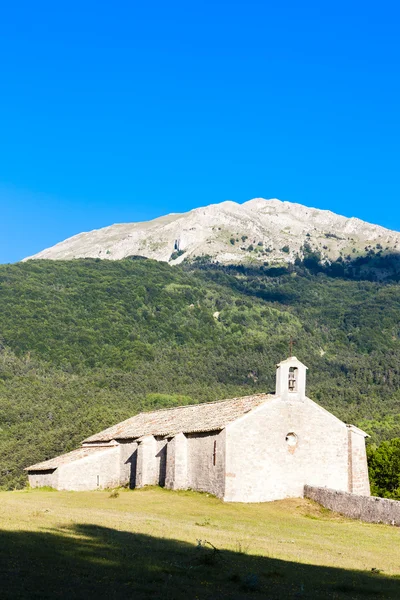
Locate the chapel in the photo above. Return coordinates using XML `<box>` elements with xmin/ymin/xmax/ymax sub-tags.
<box><xmin>26</xmin><ymin>356</ymin><xmax>371</xmax><ymax>501</ymax></box>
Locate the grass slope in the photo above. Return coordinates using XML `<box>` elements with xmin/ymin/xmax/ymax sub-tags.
<box><xmin>1</xmin><ymin>488</ymin><xmax>399</xmax><ymax>599</ymax></box>
<box><xmin>1</xmin><ymin>258</ymin><xmax>400</xmax><ymax>489</ymax></box>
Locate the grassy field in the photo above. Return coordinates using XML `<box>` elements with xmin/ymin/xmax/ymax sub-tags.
<box><xmin>0</xmin><ymin>488</ymin><xmax>399</xmax><ymax>599</ymax></box>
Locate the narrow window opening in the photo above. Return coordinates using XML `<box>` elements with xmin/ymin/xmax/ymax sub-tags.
<box><xmin>97</xmin><ymin>475</ymin><xmax>100</xmax><ymax>487</ymax></box>
<box><xmin>288</xmin><ymin>367</ymin><xmax>298</xmax><ymax>392</ymax></box>
<box><xmin>213</xmin><ymin>440</ymin><xmax>217</xmax><ymax>466</ymax></box>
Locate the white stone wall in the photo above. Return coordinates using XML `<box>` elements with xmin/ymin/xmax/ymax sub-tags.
<box><xmin>186</xmin><ymin>430</ymin><xmax>226</xmax><ymax>498</ymax></box>
<box><xmin>118</xmin><ymin>440</ymin><xmax>138</xmax><ymax>487</ymax></box>
<box><xmin>348</xmin><ymin>428</ymin><xmax>370</xmax><ymax>496</ymax></box>
<box><xmin>136</xmin><ymin>436</ymin><xmax>158</xmax><ymax>487</ymax></box>
<box><xmin>165</xmin><ymin>436</ymin><xmax>177</xmax><ymax>489</ymax></box>
<box><xmin>165</xmin><ymin>433</ymin><xmax>188</xmax><ymax>490</ymax></box>
<box><xmin>224</xmin><ymin>397</ymin><xmax>350</xmax><ymax>502</ymax></box>
<box><xmin>57</xmin><ymin>447</ymin><xmax>120</xmax><ymax>491</ymax></box>
<box><xmin>28</xmin><ymin>469</ymin><xmax>58</xmax><ymax>489</ymax></box>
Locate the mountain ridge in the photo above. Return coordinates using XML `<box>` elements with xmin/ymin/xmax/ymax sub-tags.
<box><xmin>24</xmin><ymin>198</ymin><xmax>400</xmax><ymax>266</ymax></box>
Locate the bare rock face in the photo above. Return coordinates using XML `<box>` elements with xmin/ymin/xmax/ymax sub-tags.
<box><xmin>24</xmin><ymin>198</ymin><xmax>400</xmax><ymax>265</ymax></box>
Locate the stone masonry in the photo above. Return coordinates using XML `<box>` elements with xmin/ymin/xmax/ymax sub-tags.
<box><xmin>305</xmin><ymin>485</ymin><xmax>400</xmax><ymax>526</ymax></box>
<box><xmin>347</xmin><ymin>426</ymin><xmax>371</xmax><ymax>495</ymax></box>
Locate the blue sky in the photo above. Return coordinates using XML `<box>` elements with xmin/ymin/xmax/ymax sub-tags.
<box><xmin>0</xmin><ymin>0</ymin><xmax>399</xmax><ymax>263</ymax></box>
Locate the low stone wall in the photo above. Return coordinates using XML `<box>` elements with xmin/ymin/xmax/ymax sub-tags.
<box><xmin>304</xmin><ymin>485</ymin><xmax>400</xmax><ymax>526</ymax></box>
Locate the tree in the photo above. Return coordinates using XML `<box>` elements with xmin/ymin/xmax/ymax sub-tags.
<box><xmin>367</xmin><ymin>439</ymin><xmax>400</xmax><ymax>499</ymax></box>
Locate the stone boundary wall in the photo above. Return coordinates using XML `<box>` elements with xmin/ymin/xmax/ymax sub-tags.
<box><xmin>304</xmin><ymin>485</ymin><xmax>400</xmax><ymax>526</ymax></box>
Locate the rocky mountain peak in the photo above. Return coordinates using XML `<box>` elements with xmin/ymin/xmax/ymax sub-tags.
<box><xmin>24</xmin><ymin>198</ymin><xmax>400</xmax><ymax>267</ymax></box>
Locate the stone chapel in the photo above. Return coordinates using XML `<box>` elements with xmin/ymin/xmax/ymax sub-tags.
<box><xmin>26</xmin><ymin>357</ymin><xmax>371</xmax><ymax>501</ymax></box>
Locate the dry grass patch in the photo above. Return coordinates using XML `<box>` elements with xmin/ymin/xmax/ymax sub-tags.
<box><xmin>0</xmin><ymin>487</ymin><xmax>399</xmax><ymax>599</ymax></box>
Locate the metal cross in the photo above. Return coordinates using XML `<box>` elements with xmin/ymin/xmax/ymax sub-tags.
<box><xmin>289</xmin><ymin>337</ymin><xmax>295</xmax><ymax>357</ymax></box>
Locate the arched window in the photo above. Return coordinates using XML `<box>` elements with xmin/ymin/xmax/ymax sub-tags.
<box><xmin>288</xmin><ymin>367</ymin><xmax>298</xmax><ymax>392</ymax></box>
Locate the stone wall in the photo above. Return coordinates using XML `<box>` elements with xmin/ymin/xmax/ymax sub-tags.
<box><xmin>305</xmin><ymin>485</ymin><xmax>400</xmax><ymax>526</ymax></box>
<box><xmin>165</xmin><ymin>433</ymin><xmax>188</xmax><ymax>490</ymax></box>
<box><xmin>118</xmin><ymin>440</ymin><xmax>138</xmax><ymax>487</ymax></box>
<box><xmin>224</xmin><ymin>397</ymin><xmax>351</xmax><ymax>503</ymax></box>
<box><xmin>57</xmin><ymin>446</ymin><xmax>120</xmax><ymax>491</ymax></box>
<box><xmin>136</xmin><ymin>435</ymin><xmax>158</xmax><ymax>487</ymax></box>
<box><xmin>186</xmin><ymin>430</ymin><xmax>225</xmax><ymax>498</ymax></box>
<box><xmin>347</xmin><ymin>427</ymin><xmax>370</xmax><ymax>495</ymax></box>
<box><xmin>28</xmin><ymin>469</ymin><xmax>58</xmax><ymax>489</ymax></box>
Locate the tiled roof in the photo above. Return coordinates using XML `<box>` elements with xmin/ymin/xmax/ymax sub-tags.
<box><xmin>83</xmin><ymin>393</ymin><xmax>272</xmax><ymax>443</ymax></box>
<box><xmin>26</xmin><ymin>444</ymin><xmax>117</xmax><ymax>472</ymax></box>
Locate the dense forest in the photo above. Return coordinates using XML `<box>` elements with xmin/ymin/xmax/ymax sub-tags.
<box><xmin>0</xmin><ymin>257</ymin><xmax>400</xmax><ymax>492</ymax></box>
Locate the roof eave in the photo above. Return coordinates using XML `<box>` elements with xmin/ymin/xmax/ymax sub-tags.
<box><xmin>346</xmin><ymin>424</ymin><xmax>370</xmax><ymax>438</ymax></box>
<box><xmin>24</xmin><ymin>465</ymin><xmax>58</xmax><ymax>472</ymax></box>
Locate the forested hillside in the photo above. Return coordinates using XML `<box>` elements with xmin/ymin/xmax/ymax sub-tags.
<box><xmin>1</xmin><ymin>257</ymin><xmax>400</xmax><ymax>489</ymax></box>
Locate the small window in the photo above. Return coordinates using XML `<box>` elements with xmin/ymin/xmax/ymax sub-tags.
<box><xmin>213</xmin><ymin>440</ymin><xmax>217</xmax><ymax>466</ymax></box>
<box><xmin>285</xmin><ymin>432</ymin><xmax>298</xmax><ymax>447</ymax></box>
<box><xmin>288</xmin><ymin>367</ymin><xmax>298</xmax><ymax>392</ymax></box>
<box><xmin>97</xmin><ymin>475</ymin><xmax>100</xmax><ymax>487</ymax></box>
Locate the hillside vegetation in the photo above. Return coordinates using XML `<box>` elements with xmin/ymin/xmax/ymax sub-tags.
<box><xmin>1</xmin><ymin>488</ymin><xmax>399</xmax><ymax>599</ymax></box>
<box><xmin>1</xmin><ymin>258</ymin><xmax>400</xmax><ymax>489</ymax></box>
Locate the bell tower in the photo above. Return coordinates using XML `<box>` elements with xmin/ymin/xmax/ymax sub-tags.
<box><xmin>275</xmin><ymin>356</ymin><xmax>308</xmax><ymax>401</ymax></box>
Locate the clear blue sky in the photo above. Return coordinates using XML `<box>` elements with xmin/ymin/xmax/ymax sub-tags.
<box><xmin>1</xmin><ymin>0</ymin><xmax>399</xmax><ymax>263</ymax></box>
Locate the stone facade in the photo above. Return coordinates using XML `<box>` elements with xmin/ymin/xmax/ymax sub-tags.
<box><xmin>224</xmin><ymin>396</ymin><xmax>350</xmax><ymax>502</ymax></box>
<box><xmin>186</xmin><ymin>430</ymin><xmax>226</xmax><ymax>497</ymax></box>
<box><xmin>28</xmin><ymin>469</ymin><xmax>58</xmax><ymax>489</ymax></box>
<box><xmin>26</xmin><ymin>356</ymin><xmax>371</xmax><ymax>502</ymax></box>
<box><xmin>165</xmin><ymin>432</ymin><xmax>188</xmax><ymax>490</ymax></box>
<box><xmin>347</xmin><ymin>426</ymin><xmax>371</xmax><ymax>495</ymax></box>
<box><xmin>118</xmin><ymin>440</ymin><xmax>138</xmax><ymax>487</ymax></box>
<box><xmin>28</xmin><ymin>445</ymin><xmax>120</xmax><ymax>491</ymax></box>
<box><xmin>58</xmin><ymin>446</ymin><xmax>119</xmax><ymax>491</ymax></box>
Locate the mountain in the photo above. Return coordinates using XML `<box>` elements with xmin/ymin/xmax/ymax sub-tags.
<box><xmin>24</xmin><ymin>198</ymin><xmax>400</xmax><ymax>266</ymax></box>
